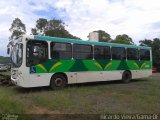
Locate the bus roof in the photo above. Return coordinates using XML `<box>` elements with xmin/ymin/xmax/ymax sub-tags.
<box><xmin>33</xmin><ymin>35</ymin><xmax>151</xmax><ymax>49</ymax></box>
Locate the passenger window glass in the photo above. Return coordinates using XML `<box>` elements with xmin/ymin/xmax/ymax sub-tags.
<box><xmin>111</xmin><ymin>47</ymin><xmax>126</xmax><ymax>60</ymax></box>
<box><xmin>94</xmin><ymin>46</ymin><xmax>110</xmax><ymax>60</ymax></box>
<box><xmin>127</xmin><ymin>48</ymin><xmax>139</xmax><ymax>60</ymax></box>
<box><xmin>105</xmin><ymin>47</ymin><xmax>111</xmax><ymax>59</ymax></box>
<box><xmin>140</xmin><ymin>49</ymin><xmax>150</xmax><ymax>60</ymax></box>
<box><xmin>73</xmin><ymin>44</ymin><xmax>93</xmax><ymax>59</ymax></box>
<box><xmin>51</xmin><ymin>42</ymin><xmax>72</xmax><ymax>59</ymax></box>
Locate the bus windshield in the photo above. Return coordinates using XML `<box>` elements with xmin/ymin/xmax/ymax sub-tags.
<box><xmin>11</xmin><ymin>43</ymin><xmax>23</xmax><ymax>68</ymax></box>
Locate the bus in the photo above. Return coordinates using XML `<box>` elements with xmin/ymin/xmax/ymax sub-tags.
<box><xmin>10</xmin><ymin>35</ymin><xmax>152</xmax><ymax>89</ymax></box>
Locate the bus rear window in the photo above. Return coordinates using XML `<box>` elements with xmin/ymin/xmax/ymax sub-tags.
<box><xmin>26</xmin><ymin>40</ymin><xmax>48</xmax><ymax>67</ymax></box>
<box><xmin>140</xmin><ymin>49</ymin><xmax>150</xmax><ymax>60</ymax></box>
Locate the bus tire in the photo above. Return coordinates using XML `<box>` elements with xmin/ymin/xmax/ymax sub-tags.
<box><xmin>50</xmin><ymin>74</ymin><xmax>67</xmax><ymax>90</ymax></box>
<box><xmin>122</xmin><ymin>71</ymin><xmax>131</xmax><ymax>83</ymax></box>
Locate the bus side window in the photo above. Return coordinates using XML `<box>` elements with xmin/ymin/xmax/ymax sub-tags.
<box><xmin>94</xmin><ymin>46</ymin><xmax>105</xmax><ymax>59</ymax></box>
<box><xmin>73</xmin><ymin>44</ymin><xmax>93</xmax><ymax>60</ymax></box>
<box><xmin>50</xmin><ymin>42</ymin><xmax>72</xmax><ymax>59</ymax></box>
<box><xmin>94</xmin><ymin>46</ymin><xmax>111</xmax><ymax>60</ymax></box>
<box><xmin>26</xmin><ymin>40</ymin><xmax>48</xmax><ymax>67</ymax></box>
<box><xmin>104</xmin><ymin>47</ymin><xmax>111</xmax><ymax>59</ymax></box>
<box><xmin>127</xmin><ymin>48</ymin><xmax>139</xmax><ymax>60</ymax></box>
<box><xmin>111</xmin><ymin>47</ymin><xmax>126</xmax><ymax>60</ymax></box>
<box><xmin>140</xmin><ymin>49</ymin><xmax>150</xmax><ymax>60</ymax></box>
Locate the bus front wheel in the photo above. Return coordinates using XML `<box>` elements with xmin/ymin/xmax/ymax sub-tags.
<box><xmin>50</xmin><ymin>74</ymin><xmax>67</xmax><ymax>90</ymax></box>
<box><xmin>122</xmin><ymin>71</ymin><xmax>131</xmax><ymax>83</ymax></box>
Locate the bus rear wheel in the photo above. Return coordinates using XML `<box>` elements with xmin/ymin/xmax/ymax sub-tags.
<box><xmin>122</xmin><ymin>71</ymin><xmax>131</xmax><ymax>83</ymax></box>
<box><xmin>50</xmin><ymin>74</ymin><xmax>67</xmax><ymax>90</ymax></box>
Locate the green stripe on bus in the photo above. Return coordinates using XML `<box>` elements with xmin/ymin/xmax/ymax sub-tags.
<box><xmin>30</xmin><ymin>60</ymin><xmax>152</xmax><ymax>73</ymax></box>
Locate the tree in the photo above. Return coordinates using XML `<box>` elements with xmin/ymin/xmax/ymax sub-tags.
<box><xmin>45</xmin><ymin>19</ymin><xmax>68</xmax><ymax>37</ymax></box>
<box><xmin>91</xmin><ymin>30</ymin><xmax>111</xmax><ymax>42</ymax></box>
<box><xmin>151</xmin><ymin>38</ymin><xmax>160</xmax><ymax>67</ymax></box>
<box><xmin>140</xmin><ymin>38</ymin><xmax>160</xmax><ymax>67</ymax></box>
<box><xmin>31</xmin><ymin>28</ymin><xmax>38</xmax><ymax>35</ymax></box>
<box><xmin>9</xmin><ymin>18</ymin><xmax>26</xmax><ymax>39</ymax></box>
<box><xmin>111</xmin><ymin>34</ymin><xmax>134</xmax><ymax>45</ymax></box>
<box><xmin>31</xmin><ymin>18</ymin><xmax>80</xmax><ymax>39</ymax></box>
<box><xmin>32</xmin><ymin>18</ymin><xmax>48</xmax><ymax>35</ymax></box>
<box><xmin>139</xmin><ymin>39</ymin><xmax>152</xmax><ymax>47</ymax></box>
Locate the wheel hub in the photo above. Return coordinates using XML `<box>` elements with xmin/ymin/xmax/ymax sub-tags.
<box><xmin>55</xmin><ymin>78</ymin><xmax>63</xmax><ymax>86</ymax></box>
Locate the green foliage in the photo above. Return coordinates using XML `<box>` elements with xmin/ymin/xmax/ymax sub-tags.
<box><xmin>111</xmin><ymin>34</ymin><xmax>134</xmax><ymax>45</ymax></box>
<box><xmin>31</xmin><ymin>18</ymin><xmax>80</xmax><ymax>39</ymax></box>
<box><xmin>9</xmin><ymin>18</ymin><xmax>26</xmax><ymax>39</ymax></box>
<box><xmin>139</xmin><ymin>39</ymin><xmax>152</xmax><ymax>46</ymax></box>
<box><xmin>140</xmin><ymin>38</ymin><xmax>160</xmax><ymax>66</ymax></box>
<box><xmin>36</xmin><ymin>18</ymin><xmax>48</xmax><ymax>33</ymax></box>
<box><xmin>93</xmin><ymin>30</ymin><xmax>111</xmax><ymax>42</ymax></box>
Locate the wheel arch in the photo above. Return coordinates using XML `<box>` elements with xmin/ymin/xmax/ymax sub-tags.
<box><xmin>124</xmin><ymin>70</ymin><xmax>132</xmax><ymax>77</ymax></box>
<box><xmin>122</xmin><ymin>70</ymin><xmax>132</xmax><ymax>83</ymax></box>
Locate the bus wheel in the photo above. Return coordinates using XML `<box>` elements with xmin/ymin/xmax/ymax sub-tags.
<box><xmin>50</xmin><ymin>74</ymin><xmax>67</xmax><ymax>90</ymax></box>
<box><xmin>122</xmin><ymin>71</ymin><xmax>131</xmax><ymax>83</ymax></box>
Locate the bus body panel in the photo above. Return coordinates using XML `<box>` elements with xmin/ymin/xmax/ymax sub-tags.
<box><xmin>12</xmin><ymin>70</ymin><xmax>152</xmax><ymax>87</ymax></box>
<box><xmin>131</xmin><ymin>69</ymin><xmax>152</xmax><ymax>79</ymax></box>
<box><xmin>76</xmin><ymin>71</ymin><xmax>103</xmax><ymax>83</ymax></box>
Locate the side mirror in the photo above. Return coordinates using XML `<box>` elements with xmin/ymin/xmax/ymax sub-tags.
<box><xmin>7</xmin><ymin>48</ymin><xmax>10</xmax><ymax>55</ymax></box>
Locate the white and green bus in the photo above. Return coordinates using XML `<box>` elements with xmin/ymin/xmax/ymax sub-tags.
<box><xmin>10</xmin><ymin>35</ymin><xmax>152</xmax><ymax>89</ymax></box>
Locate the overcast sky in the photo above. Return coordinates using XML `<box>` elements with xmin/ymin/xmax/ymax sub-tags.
<box><xmin>0</xmin><ymin>0</ymin><xmax>160</xmax><ymax>56</ymax></box>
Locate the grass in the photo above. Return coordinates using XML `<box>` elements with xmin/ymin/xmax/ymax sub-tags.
<box><xmin>0</xmin><ymin>73</ymin><xmax>160</xmax><ymax>116</ymax></box>
<box><xmin>0</xmin><ymin>87</ymin><xmax>25</xmax><ymax>113</ymax></box>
